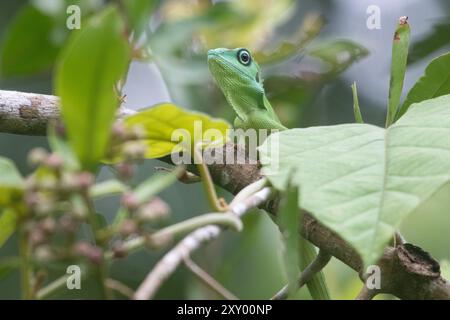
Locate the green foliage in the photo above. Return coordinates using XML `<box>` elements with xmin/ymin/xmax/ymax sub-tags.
<box><xmin>386</xmin><ymin>19</ymin><xmax>410</xmax><ymax>127</ymax></box>
<box><xmin>122</xmin><ymin>0</ymin><xmax>158</xmax><ymax>39</ymax></box>
<box><xmin>124</xmin><ymin>103</ymin><xmax>230</xmax><ymax>158</ymax></box>
<box><xmin>277</xmin><ymin>180</ymin><xmax>300</xmax><ymax>298</ymax></box>
<box><xmin>47</xmin><ymin>122</ymin><xmax>79</xmax><ymax>170</ymax></box>
<box><xmin>308</xmin><ymin>40</ymin><xmax>369</xmax><ymax>75</ymax></box>
<box><xmin>441</xmin><ymin>260</ymin><xmax>450</xmax><ymax>280</ymax></box>
<box><xmin>254</xmin><ymin>13</ymin><xmax>324</xmax><ymax>64</ymax></box>
<box><xmin>259</xmin><ymin>94</ymin><xmax>450</xmax><ymax>266</ymax></box>
<box><xmin>397</xmin><ymin>52</ymin><xmax>450</xmax><ymax>120</ymax></box>
<box><xmin>133</xmin><ymin>167</ymin><xmax>184</xmax><ymax>204</ymax></box>
<box><xmin>409</xmin><ymin>20</ymin><xmax>450</xmax><ymax>64</ymax></box>
<box><xmin>0</xmin><ymin>157</ymin><xmax>22</xmax><ymax>247</ymax></box>
<box><xmin>0</xmin><ymin>157</ymin><xmax>23</xmax><ymax>206</ymax></box>
<box><xmin>0</xmin><ymin>4</ymin><xmax>61</xmax><ymax>77</ymax></box>
<box><xmin>56</xmin><ymin>6</ymin><xmax>130</xmax><ymax>171</ymax></box>
<box><xmin>351</xmin><ymin>82</ymin><xmax>363</xmax><ymax>123</ymax></box>
<box><xmin>0</xmin><ymin>209</ymin><xmax>17</xmax><ymax>248</ymax></box>
<box><xmin>0</xmin><ymin>257</ymin><xmax>20</xmax><ymax>280</ymax></box>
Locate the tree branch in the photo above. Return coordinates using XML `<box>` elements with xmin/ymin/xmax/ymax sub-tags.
<box><xmin>0</xmin><ymin>90</ymin><xmax>133</xmax><ymax>135</ymax></box>
<box><xmin>133</xmin><ymin>186</ymin><xmax>274</xmax><ymax>300</ymax></box>
<box><xmin>1</xmin><ymin>89</ymin><xmax>449</xmax><ymax>300</ymax></box>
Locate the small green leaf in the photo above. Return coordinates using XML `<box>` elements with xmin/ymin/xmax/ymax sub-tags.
<box><xmin>124</xmin><ymin>103</ymin><xmax>230</xmax><ymax>158</ymax></box>
<box><xmin>0</xmin><ymin>209</ymin><xmax>18</xmax><ymax>248</ymax></box>
<box><xmin>0</xmin><ymin>257</ymin><xmax>20</xmax><ymax>280</ymax></box>
<box><xmin>134</xmin><ymin>166</ymin><xmax>184</xmax><ymax>204</ymax></box>
<box><xmin>113</xmin><ymin>168</ymin><xmax>180</xmax><ymax>226</ymax></box>
<box><xmin>56</xmin><ymin>6</ymin><xmax>130</xmax><ymax>171</ymax></box>
<box><xmin>254</xmin><ymin>14</ymin><xmax>324</xmax><ymax>64</ymax></box>
<box><xmin>94</xmin><ymin>212</ymin><xmax>108</xmax><ymax>229</ymax></box>
<box><xmin>259</xmin><ymin>94</ymin><xmax>450</xmax><ymax>266</ymax></box>
<box><xmin>0</xmin><ymin>4</ymin><xmax>62</xmax><ymax>77</ymax></box>
<box><xmin>277</xmin><ymin>179</ymin><xmax>300</xmax><ymax>298</ymax></box>
<box><xmin>90</xmin><ymin>179</ymin><xmax>128</xmax><ymax>199</ymax></box>
<box><xmin>351</xmin><ymin>82</ymin><xmax>363</xmax><ymax>123</ymax></box>
<box><xmin>122</xmin><ymin>0</ymin><xmax>158</xmax><ymax>39</ymax></box>
<box><xmin>386</xmin><ymin>17</ymin><xmax>410</xmax><ymax>127</ymax></box>
<box><xmin>0</xmin><ymin>157</ymin><xmax>24</xmax><ymax>206</ymax></box>
<box><xmin>396</xmin><ymin>52</ymin><xmax>450</xmax><ymax>120</ymax></box>
<box><xmin>308</xmin><ymin>40</ymin><xmax>369</xmax><ymax>74</ymax></box>
<box><xmin>47</xmin><ymin>121</ymin><xmax>79</xmax><ymax>170</ymax></box>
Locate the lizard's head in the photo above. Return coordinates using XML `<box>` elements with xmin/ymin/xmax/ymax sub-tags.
<box><xmin>207</xmin><ymin>47</ymin><xmax>262</xmax><ymax>94</ymax></box>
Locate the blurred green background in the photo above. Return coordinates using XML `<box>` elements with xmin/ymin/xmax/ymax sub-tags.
<box><xmin>0</xmin><ymin>0</ymin><xmax>449</xmax><ymax>299</ymax></box>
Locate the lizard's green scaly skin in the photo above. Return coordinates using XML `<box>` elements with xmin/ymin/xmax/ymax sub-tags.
<box><xmin>208</xmin><ymin>47</ymin><xmax>330</xmax><ymax>300</ymax></box>
<box><xmin>207</xmin><ymin>48</ymin><xmax>286</xmax><ymax>131</ymax></box>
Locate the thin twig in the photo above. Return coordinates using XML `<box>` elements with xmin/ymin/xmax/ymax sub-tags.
<box><xmin>355</xmin><ymin>285</ymin><xmax>378</xmax><ymax>300</ymax></box>
<box><xmin>272</xmin><ymin>250</ymin><xmax>332</xmax><ymax>300</ymax></box>
<box><xmin>183</xmin><ymin>257</ymin><xmax>239</xmax><ymax>300</ymax></box>
<box><xmin>106</xmin><ymin>278</ymin><xmax>135</xmax><ymax>299</ymax></box>
<box><xmin>19</xmin><ymin>226</ymin><xmax>33</xmax><ymax>299</ymax></box>
<box><xmin>133</xmin><ymin>185</ymin><xmax>274</xmax><ymax>300</ymax></box>
<box><xmin>193</xmin><ymin>142</ymin><xmax>228</xmax><ymax>212</ymax></box>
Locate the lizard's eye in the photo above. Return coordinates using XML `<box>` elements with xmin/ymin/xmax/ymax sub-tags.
<box><xmin>237</xmin><ymin>49</ymin><xmax>251</xmax><ymax>66</ymax></box>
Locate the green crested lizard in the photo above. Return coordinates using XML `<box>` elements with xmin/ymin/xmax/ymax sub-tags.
<box><xmin>207</xmin><ymin>47</ymin><xmax>330</xmax><ymax>300</ymax></box>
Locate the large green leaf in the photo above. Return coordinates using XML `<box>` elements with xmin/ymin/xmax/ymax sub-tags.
<box><xmin>124</xmin><ymin>103</ymin><xmax>230</xmax><ymax>158</ymax></box>
<box><xmin>0</xmin><ymin>157</ymin><xmax>23</xmax><ymax>206</ymax></box>
<box><xmin>56</xmin><ymin>6</ymin><xmax>130</xmax><ymax>171</ymax></box>
<box><xmin>0</xmin><ymin>4</ymin><xmax>61</xmax><ymax>77</ymax></box>
<box><xmin>396</xmin><ymin>52</ymin><xmax>450</xmax><ymax>120</ymax></box>
<box><xmin>259</xmin><ymin>94</ymin><xmax>450</xmax><ymax>266</ymax></box>
<box><xmin>386</xmin><ymin>18</ymin><xmax>410</xmax><ymax>126</ymax></box>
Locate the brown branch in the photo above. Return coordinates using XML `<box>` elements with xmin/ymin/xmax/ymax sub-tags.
<box><xmin>355</xmin><ymin>285</ymin><xmax>378</xmax><ymax>300</ymax></box>
<box><xmin>0</xmin><ymin>90</ymin><xmax>133</xmax><ymax>135</ymax></box>
<box><xmin>1</xmin><ymin>89</ymin><xmax>449</xmax><ymax>300</ymax></box>
<box><xmin>0</xmin><ymin>90</ymin><xmax>60</xmax><ymax>135</ymax></box>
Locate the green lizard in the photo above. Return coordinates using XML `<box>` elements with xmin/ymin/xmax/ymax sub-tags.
<box><xmin>207</xmin><ymin>47</ymin><xmax>330</xmax><ymax>300</ymax></box>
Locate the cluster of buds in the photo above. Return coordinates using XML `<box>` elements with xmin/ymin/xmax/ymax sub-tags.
<box><xmin>107</xmin><ymin>121</ymin><xmax>148</xmax><ymax>181</ymax></box>
<box><xmin>22</xmin><ymin>120</ymin><xmax>174</xmax><ymax>270</ymax></box>
<box><xmin>73</xmin><ymin>241</ymin><xmax>104</xmax><ymax>265</ymax></box>
<box><xmin>25</xmin><ymin>147</ymin><xmax>96</xmax><ymax>264</ymax></box>
<box><xmin>109</xmin><ymin>194</ymin><xmax>171</xmax><ymax>257</ymax></box>
<box><xmin>120</xmin><ymin>192</ymin><xmax>171</xmax><ymax>224</ymax></box>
